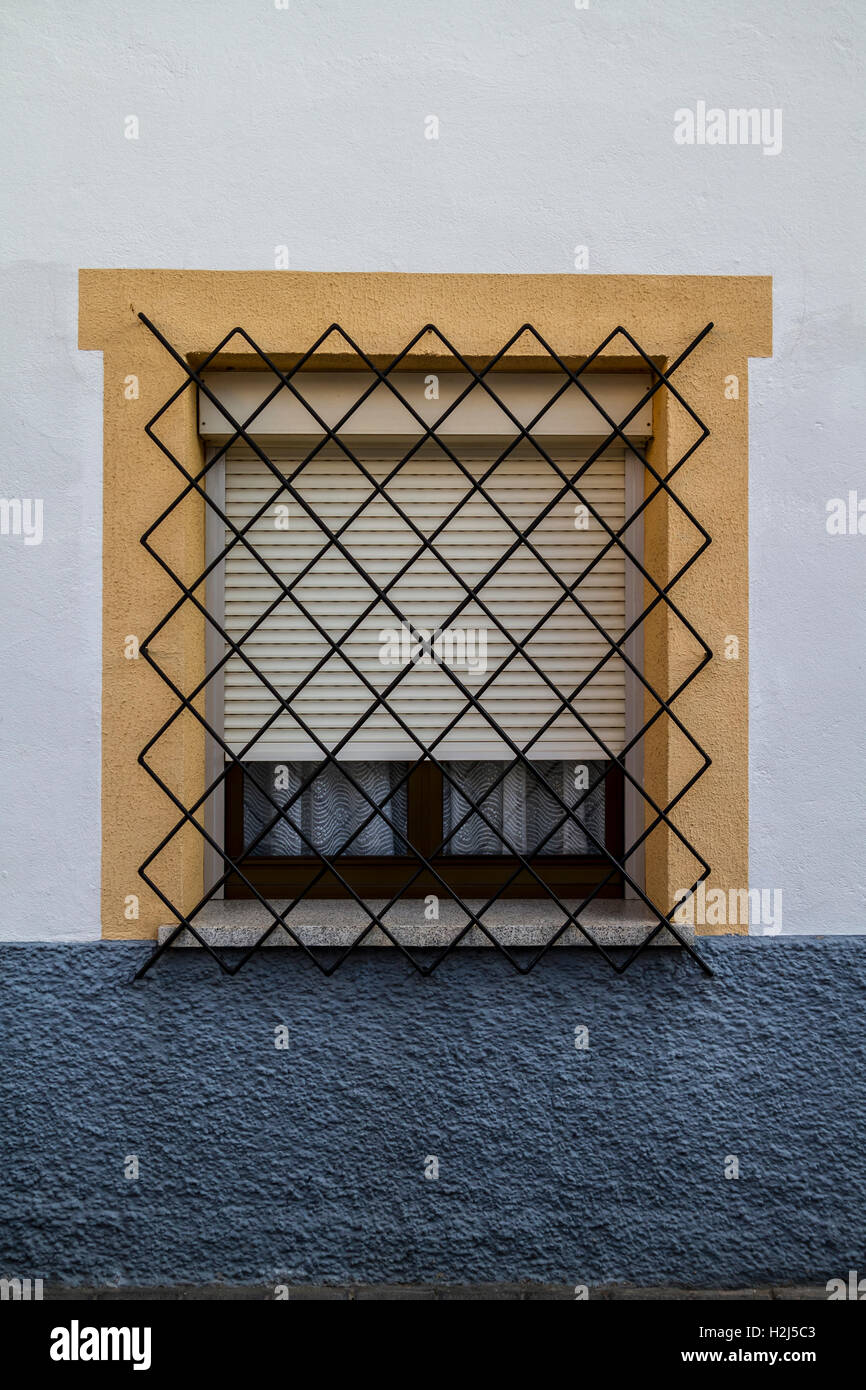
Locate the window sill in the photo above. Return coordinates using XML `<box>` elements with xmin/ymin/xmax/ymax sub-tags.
<box><xmin>158</xmin><ymin>898</ymin><xmax>691</xmax><ymax>949</ymax></box>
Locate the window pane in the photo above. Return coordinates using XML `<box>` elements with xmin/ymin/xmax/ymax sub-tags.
<box><xmin>441</xmin><ymin>760</ymin><xmax>607</xmax><ymax>856</ymax></box>
<box><xmin>242</xmin><ymin>761</ymin><xmax>409</xmax><ymax>856</ymax></box>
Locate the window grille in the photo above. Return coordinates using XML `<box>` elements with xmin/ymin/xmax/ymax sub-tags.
<box><xmin>133</xmin><ymin>315</ymin><xmax>714</xmax><ymax>978</ymax></box>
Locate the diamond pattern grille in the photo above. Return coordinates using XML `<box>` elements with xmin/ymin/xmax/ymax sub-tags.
<box><xmin>133</xmin><ymin>315</ymin><xmax>714</xmax><ymax>978</ymax></box>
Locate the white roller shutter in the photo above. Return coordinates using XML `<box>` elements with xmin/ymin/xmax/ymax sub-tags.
<box><xmin>221</xmin><ymin>440</ymin><xmax>628</xmax><ymax>762</ymax></box>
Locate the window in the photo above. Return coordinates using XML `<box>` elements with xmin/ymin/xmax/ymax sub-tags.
<box><xmin>200</xmin><ymin>371</ymin><xmax>649</xmax><ymax>904</ymax></box>
<box><xmin>81</xmin><ymin>268</ymin><xmax>769</xmax><ymax>969</ymax></box>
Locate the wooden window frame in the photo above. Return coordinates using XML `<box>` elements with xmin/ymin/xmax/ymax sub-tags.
<box><xmin>208</xmin><ymin>404</ymin><xmax>640</xmax><ymax>905</ymax></box>
<box><xmin>222</xmin><ymin>759</ymin><xmax>625</xmax><ymax>900</ymax></box>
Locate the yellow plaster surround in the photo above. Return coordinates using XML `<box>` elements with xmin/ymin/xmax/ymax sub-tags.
<box><xmin>78</xmin><ymin>271</ymin><xmax>772</xmax><ymax>939</ymax></box>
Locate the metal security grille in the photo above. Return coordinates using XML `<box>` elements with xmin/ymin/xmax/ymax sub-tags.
<box><xmin>221</xmin><ymin>439</ymin><xmax>629</xmax><ymax>761</ymax></box>
<box><xmin>134</xmin><ymin>315</ymin><xmax>714</xmax><ymax>978</ymax></box>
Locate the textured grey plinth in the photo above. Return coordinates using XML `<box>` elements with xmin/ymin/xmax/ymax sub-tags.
<box><xmin>158</xmin><ymin>898</ymin><xmax>692</xmax><ymax>948</ymax></box>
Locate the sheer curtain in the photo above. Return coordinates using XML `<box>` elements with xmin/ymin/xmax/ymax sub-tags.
<box><xmin>441</xmin><ymin>760</ymin><xmax>607</xmax><ymax>856</ymax></box>
<box><xmin>243</xmin><ymin>761</ymin><xmax>408</xmax><ymax>856</ymax></box>
<box><xmin>242</xmin><ymin>759</ymin><xmax>606</xmax><ymax>858</ymax></box>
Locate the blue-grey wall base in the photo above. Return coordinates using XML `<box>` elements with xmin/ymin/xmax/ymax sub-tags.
<box><xmin>1</xmin><ymin>938</ymin><xmax>862</xmax><ymax>1288</ymax></box>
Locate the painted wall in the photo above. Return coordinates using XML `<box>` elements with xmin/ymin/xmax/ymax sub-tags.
<box><xmin>0</xmin><ymin>0</ymin><xmax>863</xmax><ymax>940</ymax></box>
<box><xmin>1</xmin><ymin>938</ymin><xmax>863</xmax><ymax>1288</ymax></box>
<box><xmin>0</xmin><ymin>0</ymin><xmax>864</xmax><ymax>1288</ymax></box>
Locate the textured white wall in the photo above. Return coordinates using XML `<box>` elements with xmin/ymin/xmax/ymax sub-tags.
<box><xmin>0</xmin><ymin>0</ymin><xmax>863</xmax><ymax>938</ymax></box>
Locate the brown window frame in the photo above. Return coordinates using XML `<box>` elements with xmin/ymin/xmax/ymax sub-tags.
<box><xmin>223</xmin><ymin>759</ymin><xmax>625</xmax><ymax>900</ymax></box>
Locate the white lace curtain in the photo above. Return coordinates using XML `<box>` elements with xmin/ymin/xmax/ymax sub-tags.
<box><xmin>441</xmin><ymin>760</ymin><xmax>606</xmax><ymax>856</ymax></box>
<box><xmin>243</xmin><ymin>760</ymin><xmax>606</xmax><ymax>857</ymax></box>
<box><xmin>244</xmin><ymin>761</ymin><xmax>409</xmax><ymax>856</ymax></box>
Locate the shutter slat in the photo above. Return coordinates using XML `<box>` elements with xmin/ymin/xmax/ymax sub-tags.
<box><xmin>222</xmin><ymin>443</ymin><xmax>627</xmax><ymax>760</ymax></box>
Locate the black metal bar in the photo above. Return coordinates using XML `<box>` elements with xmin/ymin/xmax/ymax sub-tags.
<box><xmin>131</xmin><ymin>317</ymin><xmax>714</xmax><ymax>978</ymax></box>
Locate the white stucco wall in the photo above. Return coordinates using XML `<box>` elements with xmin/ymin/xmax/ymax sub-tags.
<box><xmin>0</xmin><ymin>0</ymin><xmax>863</xmax><ymax>939</ymax></box>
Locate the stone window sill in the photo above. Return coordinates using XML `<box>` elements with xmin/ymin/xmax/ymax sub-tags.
<box><xmin>159</xmin><ymin>898</ymin><xmax>692</xmax><ymax>949</ymax></box>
